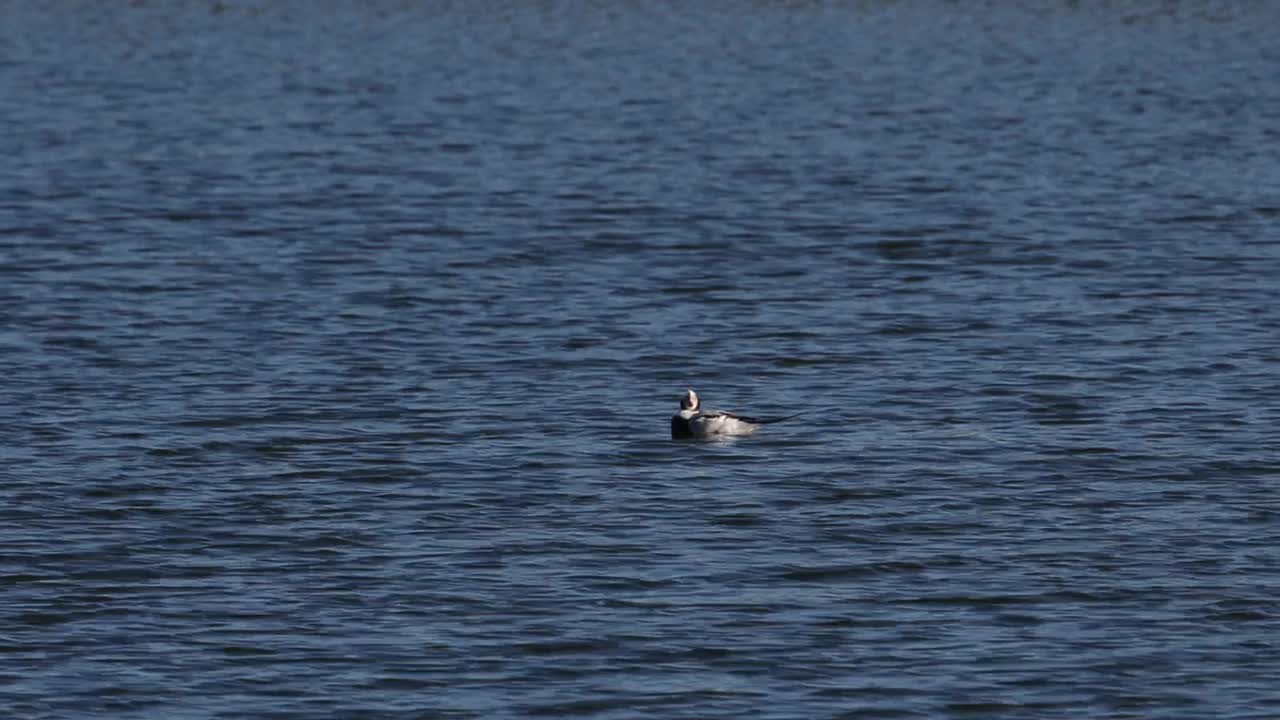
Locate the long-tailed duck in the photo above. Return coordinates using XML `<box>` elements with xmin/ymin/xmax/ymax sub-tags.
<box><xmin>670</xmin><ymin>389</ymin><xmax>801</xmax><ymax>439</ymax></box>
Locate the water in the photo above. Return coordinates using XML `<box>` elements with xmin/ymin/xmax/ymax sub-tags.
<box><xmin>3</xmin><ymin>1</ymin><xmax>1280</xmax><ymax>717</ymax></box>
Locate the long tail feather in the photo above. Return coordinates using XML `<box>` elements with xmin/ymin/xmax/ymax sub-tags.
<box><xmin>749</xmin><ymin>412</ymin><xmax>806</xmax><ymax>425</ymax></box>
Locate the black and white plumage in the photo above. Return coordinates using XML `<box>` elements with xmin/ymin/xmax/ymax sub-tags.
<box><xmin>670</xmin><ymin>389</ymin><xmax>802</xmax><ymax>439</ymax></box>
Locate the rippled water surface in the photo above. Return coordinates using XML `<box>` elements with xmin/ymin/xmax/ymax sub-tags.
<box><xmin>4</xmin><ymin>2</ymin><xmax>1280</xmax><ymax>718</ymax></box>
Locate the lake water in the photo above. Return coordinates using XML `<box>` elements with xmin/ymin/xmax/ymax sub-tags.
<box><xmin>3</xmin><ymin>1</ymin><xmax>1279</xmax><ymax>718</ymax></box>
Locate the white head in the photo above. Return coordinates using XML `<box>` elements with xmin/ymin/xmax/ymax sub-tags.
<box><xmin>680</xmin><ymin>389</ymin><xmax>700</xmax><ymax>411</ymax></box>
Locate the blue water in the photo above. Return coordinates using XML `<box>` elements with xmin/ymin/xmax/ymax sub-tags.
<box><xmin>3</xmin><ymin>2</ymin><xmax>1280</xmax><ymax>718</ymax></box>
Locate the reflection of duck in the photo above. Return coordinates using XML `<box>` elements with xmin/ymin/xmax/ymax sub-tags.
<box><xmin>670</xmin><ymin>389</ymin><xmax>802</xmax><ymax>439</ymax></box>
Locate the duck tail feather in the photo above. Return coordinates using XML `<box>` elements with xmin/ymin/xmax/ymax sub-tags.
<box><xmin>753</xmin><ymin>412</ymin><xmax>806</xmax><ymax>425</ymax></box>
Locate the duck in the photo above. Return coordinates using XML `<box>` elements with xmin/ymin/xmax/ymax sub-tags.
<box><xmin>670</xmin><ymin>389</ymin><xmax>802</xmax><ymax>439</ymax></box>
